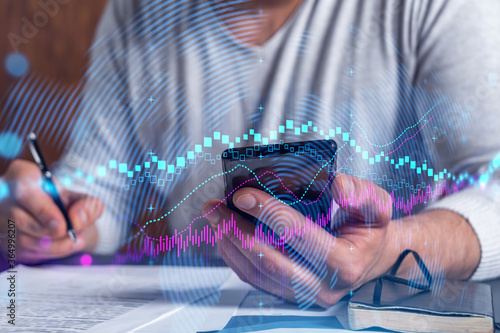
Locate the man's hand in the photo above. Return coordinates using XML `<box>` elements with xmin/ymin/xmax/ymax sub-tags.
<box><xmin>202</xmin><ymin>174</ymin><xmax>399</xmax><ymax>308</ymax></box>
<box><xmin>0</xmin><ymin>160</ymin><xmax>104</xmax><ymax>263</ymax></box>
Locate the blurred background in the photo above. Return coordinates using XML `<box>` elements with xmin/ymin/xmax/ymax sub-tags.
<box><xmin>0</xmin><ymin>0</ymin><xmax>170</xmax><ymax>248</ymax></box>
<box><xmin>0</xmin><ymin>0</ymin><xmax>107</xmax><ymax>174</ymax></box>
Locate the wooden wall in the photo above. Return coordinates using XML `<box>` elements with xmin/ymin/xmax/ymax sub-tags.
<box><xmin>0</xmin><ymin>0</ymin><xmax>108</xmax><ymax>173</ymax></box>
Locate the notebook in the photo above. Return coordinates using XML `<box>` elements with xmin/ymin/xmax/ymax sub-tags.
<box><xmin>348</xmin><ymin>279</ymin><xmax>495</xmax><ymax>333</ymax></box>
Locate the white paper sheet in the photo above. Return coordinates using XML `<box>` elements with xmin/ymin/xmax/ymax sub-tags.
<box><xmin>0</xmin><ymin>264</ymin><xmax>232</xmax><ymax>332</ymax></box>
<box><xmin>134</xmin><ymin>272</ymin><xmax>252</xmax><ymax>332</ymax></box>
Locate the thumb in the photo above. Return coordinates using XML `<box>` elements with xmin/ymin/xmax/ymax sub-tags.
<box><xmin>62</xmin><ymin>190</ymin><xmax>105</xmax><ymax>232</ymax></box>
<box><xmin>331</xmin><ymin>174</ymin><xmax>392</xmax><ymax>224</ymax></box>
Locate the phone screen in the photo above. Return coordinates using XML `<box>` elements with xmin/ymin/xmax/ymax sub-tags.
<box><xmin>222</xmin><ymin>140</ymin><xmax>337</xmax><ymax>234</ymax></box>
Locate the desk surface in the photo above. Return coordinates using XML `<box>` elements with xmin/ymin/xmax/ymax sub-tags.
<box><xmin>490</xmin><ymin>278</ymin><xmax>500</xmax><ymax>332</ymax></box>
<box><xmin>0</xmin><ymin>257</ymin><xmax>500</xmax><ymax>333</ymax></box>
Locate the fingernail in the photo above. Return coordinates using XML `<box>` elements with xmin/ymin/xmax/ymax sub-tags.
<box><xmin>49</xmin><ymin>220</ymin><xmax>59</xmax><ymax>231</ymax></box>
<box><xmin>344</xmin><ymin>177</ymin><xmax>355</xmax><ymax>194</ymax></box>
<box><xmin>332</xmin><ymin>175</ymin><xmax>354</xmax><ymax>197</ymax></box>
<box><xmin>202</xmin><ymin>204</ymin><xmax>220</xmax><ymax>225</ymax></box>
<box><xmin>235</xmin><ymin>194</ymin><xmax>256</xmax><ymax>210</ymax></box>
<box><xmin>78</xmin><ymin>209</ymin><xmax>88</xmax><ymax>227</ymax></box>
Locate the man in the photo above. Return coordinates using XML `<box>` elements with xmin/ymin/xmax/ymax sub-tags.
<box><xmin>1</xmin><ymin>0</ymin><xmax>499</xmax><ymax>307</ymax></box>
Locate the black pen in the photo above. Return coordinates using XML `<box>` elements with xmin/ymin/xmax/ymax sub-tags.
<box><xmin>27</xmin><ymin>132</ymin><xmax>77</xmax><ymax>243</ymax></box>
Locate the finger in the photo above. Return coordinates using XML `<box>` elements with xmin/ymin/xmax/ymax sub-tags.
<box><xmin>223</xmin><ymin>189</ymin><xmax>357</xmax><ymax>294</ymax></box>
<box><xmin>15</xmin><ymin>249</ymin><xmax>51</xmax><ymax>264</ymax></box>
<box><xmin>331</xmin><ymin>174</ymin><xmax>392</xmax><ymax>224</ymax></box>
<box><xmin>17</xmin><ymin>231</ymin><xmax>85</xmax><ymax>257</ymax></box>
<box><xmin>1</xmin><ymin>199</ymin><xmax>97</xmax><ymax>240</ymax></box>
<box><xmin>218</xmin><ymin>236</ymin><xmax>297</xmax><ymax>303</ymax></box>
<box><xmin>218</xmin><ymin>240</ymin><xmax>249</xmax><ymax>283</ymax></box>
<box><xmin>203</xmin><ymin>199</ymin><xmax>295</xmax><ymax>283</ymax></box>
<box><xmin>17</xmin><ymin>248</ymin><xmax>73</xmax><ymax>264</ymax></box>
<box><xmin>9</xmin><ymin>172</ymin><xmax>105</xmax><ymax>236</ymax></box>
<box><xmin>3</xmin><ymin>205</ymin><xmax>50</xmax><ymax>237</ymax></box>
<box><xmin>203</xmin><ymin>199</ymin><xmax>287</xmax><ymax>273</ymax></box>
<box><xmin>10</xmin><ymin>177</ymin><xmax>66</xmax><ymax>235</ymax></box>
<box><xmin>66</xmin><ymin>196</ymin><xmax>104</xmax><ymax>232</ymax></box>
<box><xmin>219</xmin><ymin>233</ymin><xmax>344</xmax><ymax>308</ymax></box>
<box><xmin>202</xmin><ymin>199</ymin><xmax>332</xmax><ymax>305</ymax></box>
<box><xmin>229</xmin><ymin>188</ymin><xmax>346</xmax><ymax>263</ymax></box>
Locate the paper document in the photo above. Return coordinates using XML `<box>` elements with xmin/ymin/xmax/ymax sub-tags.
<box><xmin>135</xmin><ymin>271</ymin><xmax>251</xmax><ymax>332</ymax></box>
<box><xmin>0</xmin><ymin>264</ymin><xmax>232</xmax><ymax>332</ymax></box>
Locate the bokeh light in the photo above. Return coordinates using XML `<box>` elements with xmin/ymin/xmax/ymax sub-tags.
<box><xmin>5</xmin><ymin>52</ymin><xmax>30</xmax><ymax>77</ymax></box>
<box><xmin>0</xmin><ymin>180</ymin><xmax>9</xmax><ymax>202</ymax></box>
<box><xmin>0</xmin><ymin>131</ymin><xmax>23</xmax><ymax>159</ymax></box>
<box><xmin>39</xmin><ymin>236</ymin><xmax>52</xmax><ymax>249</ymax></box>
<box><xmin>80</xmin><ymin>254</ymin><xmax>92</xmax><ymax>266</ymax></box>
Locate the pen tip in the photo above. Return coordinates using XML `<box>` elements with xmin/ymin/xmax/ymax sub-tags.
<box><xmin>68</xmin><ymin>230</ymin><xmax>77</xmax><ymax>243</ymax></box>
<box><xmin>28</xmin><ymin>132</ymin><xmax>36</xmax><ymax>140</ymax></box>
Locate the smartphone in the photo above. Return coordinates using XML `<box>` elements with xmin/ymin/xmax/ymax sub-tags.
<box><xmin>221</xmin><ymin>139</ymin><xmax>337</xmax><ymax>233</ymax></box>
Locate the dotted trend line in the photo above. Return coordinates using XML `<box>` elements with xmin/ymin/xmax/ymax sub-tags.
<box><xmin>352</xmin><ymin>100</ymin><xmax>442</xmax><ymax>148</ymax></box>
<box><xmin>126</xmin><ymin>102</ymin><xmax>444</xmax><ymax>241</ymax></box>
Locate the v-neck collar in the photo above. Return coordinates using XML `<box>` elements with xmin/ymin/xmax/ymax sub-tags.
<box><xmin>210</xmin><ymin>0</ymin><xmax>308</xmax><ymax>52</ymax></box>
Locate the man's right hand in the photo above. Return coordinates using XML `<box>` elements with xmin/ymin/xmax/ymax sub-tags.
<box><xmin>0</xmin><ymin>160</ymin><xmax>104</xmax><ymax>263</ymax></box>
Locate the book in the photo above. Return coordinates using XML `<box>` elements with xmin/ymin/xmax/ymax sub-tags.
<box><xmin>348</xmin><ymin>279</ymin><xmax>495</xmax><ymax>333</ymax></box>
